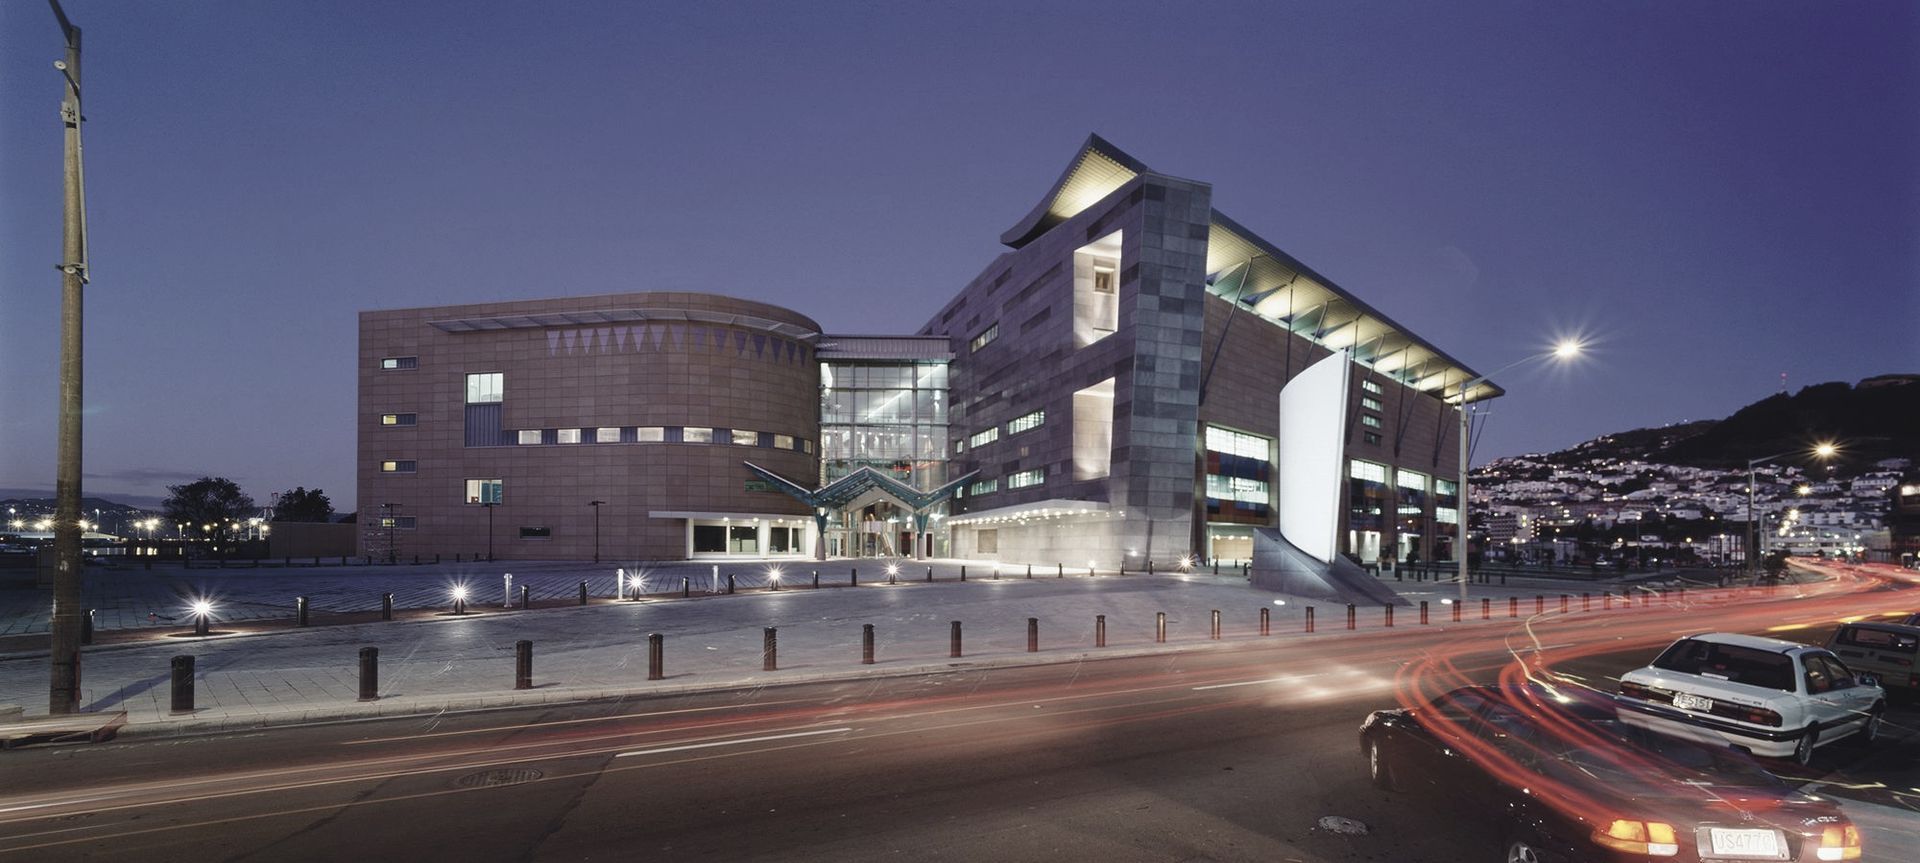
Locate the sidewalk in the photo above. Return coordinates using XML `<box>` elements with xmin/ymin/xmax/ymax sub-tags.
<box><xmin>0</xmin><ymin>568</ymin><xmax>1696</xmax><ymax>739</ymax></box>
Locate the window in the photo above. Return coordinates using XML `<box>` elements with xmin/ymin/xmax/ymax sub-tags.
<box><xmin>465</xmin><ymin>372</ymin><xmax>503</xmax><ymax>404</ymax></box>
<box><xmin>969</xmin><ymin>427</ymin><xmax>999</xmax><ymax>448</ymax></box>
<box><xmin>1206</xmin><ymin>426</ymin><xmax>1270</xmax><ymax>459</ymax></box>
<box><xmin>380</xmin><ymin>460</ymin><xmax>416</xmax><ymax>473</ymax></box>
<box><xmin>1008</xmin><ymin>469</ymin><xmax>1044</xmax><ymax>489</ymax></box>
<box><xmin>517</xmin><ymin>430</ymin><xmax>542</xmax><ymax>445</ymax></box>
<box><xmin>1651</xmin><ymin>638</ymin><xmax>1794</xmax><ymax>692</ymax></box>
<box><xmin>1436</xmin><ymin>507</ymin><xmax>1459</xmax><ymax>524</ymax></box>
<box><xmin>683</xmin><ymin>427</ymin><xmax>713</xmax><ymax>443</ymax></box>
<box><xmin>1093</xmin><ymin>265</ymin><xmax>1116</xmax><ymax>293</ymax></box>
<box><xmin>1350</xmin><ymin>460</ymin><xmax>1388</xmax><ymax>483</ymax></box>
<box><xmin>692</xmin><ymin>525</ymin><xmax>726</xmax><ymax>553</ymax></box>
<box><xmin>465</xmin><ymin>479</ymin><xmax>503</xmax><ymax>504</ymax></box>
<box><xmin>519</xmin><ymin>526</ymin><xmax>551</xmax><ymax>539</ymax></box>
<box><xmin>729</xmin><ymin>525</ymin><xmax>758</xmax><ymax>554</ymax></box>
<box><xmin>1397</xmin><ymin>470</ymin><xmax>1429</xmax><ymax>492</ymax></box>
<box><xmin>1361</xmin><ymin>379</ymin><xmax>1383</xmax><ymax>394</ymax></box>
<box><xmin>378</xmin><ymin>516</ymin><xmax>416</xmax><ymax>529</ymax></box>
<box><xmin>1363</xmin><ymin>431</ymin><xmax>1382</xmax><ymax>445</ymax></box>
<box><xmin>953</xmin><ymin>439</ymin><xmax>966</xmax><ymax>454</ymax></box>
<box><xmin>1361</xmin><ymin>414</ymin><xmax>1383</xmax><ymax>428</ymax></box>
<box><xmin>557</xmin><ymin>428</ymin><xmax>582</xmax><ymax>444</ymax></box>
<box><xmin>636</xmin><ymin>427</ymin><xmax>664</xmax><ymax>442</ymax></box>
<box><xmin>731</xmin><ymin>429</ymin><xmax>759</xmax><ymax>446</ymax></box>
<box><xmin>596</xmin><ymin>427</ymin><xmax>620</xmax><ymax>443</ymax></box>
<box><xmin>1206</xmin><ymin>475</ymin><xmax>1270</xmax><ymax>504</ymax></box>
<box><xmin>1006</xmin><ymin>410</ymin><xmax>1046</xmax><ymax>435</ymax></box>
<box><xmin>969</xmin><ymin>478</ymin><xmax>999</xmax><ymax>496</ymax></box>
<box><xmin>977</xmin><ymin>529</ymin><xmax>998</xmax><ymax>554</ymax></box>
<box><xmin>380</xmin><ymin>413</ymin><xmax>417</xmax><ymax>426</ymax></box>
<box><xmin>1835</xmin><ymin>626</ymin><xmax>1919</xmax><ymax>652</ymax></box>
<box><xmin>1436</xmin><ymin>479</ymin><xmax>1459</xmax><ymax>497</ymax></box>
<box><xmin>1361</xmin><ymin>396</ymin><xmax>1383</xmax><ymax>411</ymax></box>
<box><xmin>774</xmin><ymin>434</ymin><xmax>796</xmax><ymax>450</ymax></box>
<box><xmin>969</xmin><ymin>323</ymin><xmax>999</xmax><ymax>353</ymax></box>
<box><xmin>802</xmin><ymin>439</ymin><xmax>813</xmax><ymax>454</ymax></box>
<box><xmin>380</xmin><ymin>356</ymin><xmax>417</xmax><ymax>370</ymax></box>
<box><xmin>768</xmin><ymin>526</ymin><xmax>800</xmax><ymax>554</ymax></box>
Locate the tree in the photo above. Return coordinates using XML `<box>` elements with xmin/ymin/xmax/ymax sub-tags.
<box><xmin>272</xmin><ymin>487</ymin><xmax>334</xmax><ymax>523</ymax></box>
<box><xmin>163</xmin><ymin>477</ymin><xmax>256</xmax><ymax>545</ymax></box>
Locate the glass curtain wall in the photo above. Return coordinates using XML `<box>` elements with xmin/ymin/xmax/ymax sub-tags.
<box><xmin>820</xmin><ymin>362</ymin><xmax>949</xmax><ymax>490</ymax></box>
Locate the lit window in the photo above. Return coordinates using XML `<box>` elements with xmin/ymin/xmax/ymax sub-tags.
<box><xmin>1436</xmin><ymin>507</ymin><xmax>1460</xmax><ymax>524</ymax></box>
<box><xmin>380</xmin><ymin>413</ymin><xmax>417</xmax><ymax>426</ymax></box>
<box><xmin>465</xmin><ymin>479</ymin><xmax>503</xmax><ymax>504</ymax></box>
<box><xmin>1093</xmin><ymin>265</ymin><xmax>1116</xmax><ymax>293</ymax></box>
<box><xmin>801</xmin><ymin>439</ymin><xmax>813</xmax><ymax>454</ymax></box>
<box><xmin>1205</xmin><ymin>426</ymin><xmax>1270</xmax><ymax>459</ymax></box>
<box><xmin>595</xmin><ymin>427</ymin><xmax>620</xmax><ymax>443</ymax></box>
<box><xmin>954</xmin><ymin>439</ymin><xmax>966</xmax><ymax>454</ymax></box>
<box><xmin>1361</xmin><ymin>379</ymin><xmax>1382</xmax><ymax>394</ymax></box>
<box><xmin>1008</xmin><ymin>469</ymin><xmax>1044</xmax><ymax>489</ymax></box>
<box><xmin>683</xmin><ymin>428</ymin><xmax>713</xmax><ymax>444</ymax></box>
<box><xmin>774</xmin><ymin>434</ymin><xmax>796</xmax><ymax>450</ymax></box>
<box><xmin>1437</xmin><ymin>479</ymin><xmax>1459</xmax><ymax>497</ymax></box>
<box><xmin>380</xmin><ymin>460</ymin><xmax>416</xmax><ymax>473</ymax></box>
<box><xmin>1361</xmin><ymin>396</ymin><xmax>1383</xmax><ymax>411</ymax></box>
<box><xmin>517</xmin><ymin>430</ymin><xmax>542</xmax><ymax>445</ymax></box>
<box><xmin>1006</xmin><ymin>410</ymin><xmax>1046</xmax><ymax>435</ymax></box>
<box><xmin>379</xmin><ymin>516</ymin><xmax>416</xmax><ymax>529</ymax></box>
<box><xmin>970</xmin><ymin>427</ymin><xmax>999</xmax><ymax>448</ymax></box>
<box><xmin>731</xmin><ymin>429</ymin><xmax>759</xmax><ymax>446</ymax></box>
<box><xmin>1361</xmin><ymin>414</ymin><xmax>1383</xmax><ymax>428</ymax></box>
<box><xmin>380</xmin><ymin>357</ymin><xmax>417</xmax><ymax>370</ymax></box>
<box><xmin>1350</xmin><ymin>460</ymin><xmax>1388</xmax><ymax>483</ymax></box>
<box><xmin>969</xmin><ymin>478</ymin><xmax>999</xmax><ymax>496</ymax></box>
<box><xmin>1206</xmin><ymin>475</ymin><xmax>1270</xmax><ymax>504</ymax></box>
<box><xmin>557</xmin><ymin>428</ymin><xmax>582</xmax><ymax>444</ymax></box>
<box><xmin>465</xmin><ymin>372</ymin><xmax>503</xmax><ymax>404</ymax></box>
<box><xmin>1397</xmin><ymin>469</ymin><xmax>1429</xmax><ymax>492</ymax></box>
<box><xmin>969</xmin><ymin>323</ymin><xmax>999</xmax><ymax>353</ymax></box>
<box><xmin>635</xmin><ymin>427</ymin><xmax>664</xmax><ymax>442</ymax></box>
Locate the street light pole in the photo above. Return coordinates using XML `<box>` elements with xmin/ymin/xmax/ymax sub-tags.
<box><xmin>47</xmin><ymin>0</ymin><xmax>88</xmax><ymax>716</ymax></box>
<box><xmin>1745</xmin><ymin>443</ymin><xmax>1836</xmax><ymax>584</ymax></box>
<box><xmin>482</xmin><ymin>501</ymin><xmax>496</xmax><ymax>562</ymax></box>
<box><xmin>381</xmin><ymin>502</ymin><xmax>399</xmax><ymax>564</ymax></box>
<box><xmin>589</xmin><ymin>500</ymin><xmax>606</xmax><ymax>563</ymax></box>
<box><xmin>1454</xmin><ymin>342</ymin><xmax>1583</xmax><ymax>604</ymax></box>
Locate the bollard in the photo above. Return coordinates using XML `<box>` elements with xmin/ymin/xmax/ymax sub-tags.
<box><xmin>927</xmin><ymin>566</ymin><xmax>933</xmax><ymax>583</ymax></box>
<box><xmin>297</xmin><ymin>596</ymin><xmax>310</xmax><ymax>627</ymax></box>
<box><xmin>358</xmin><ymin>646</ymin><xmax>379</xmax><ymax>701</ymax></box>
<box><xmin>1603</xmin><ymin>593</ymin><xmax>1613</xmax><ymax>610</ymax></box>
<box><xmin>1096</xmin><ymin>614</ymin><xmax>1107</xmax><ymax>647</ymax></box>
<box><xmin>1346</xmin><ymin>604</ymin><xmax>1356</xmax><ymax>630</ymax></box>
<box><xmin>813</xmin><ymin>571</ymin><xmax>820</xmax><ymax>589</ymax></box>
<box><xmin>1305</xmin><ymin>606</ymin><xmax>1316</xmax><ymax>633</ymax></box>
<box><xmin>1396</xmin><ymin>568</ymin><xmax>1403</xmax><ymax>581</ymax></box>
<box><xmin>950</xmin><ymin>621</ymin><xmax>963</xmax><ymax>658</ymax></box>
<box><xmin>682</xmin><ymin>577</ymin><xmax>690</xmax><ymax>598</ymax></box>
<box><xmin>82</xmin><ymin>609</ymin><xmax>94</xmax><ymax>645</ymax></box>
<box><xmin>520</xmin><ymin>584</ymin><xmax>530</xmax><ymax>610</ymax></box>
<box><xmin>648</xmin><ymin>632</ymin><xmax>665</xmax><ymax>680</ymax></box>
<box><xmin>1509</xmin><ymin>597</ymin><xmax>1519</xmax><ymax>618</ymax></box>
<box><xmin>1560</xmin><ymin>594</ymin><xmax>1569</xmax><ymax>613</ymax></box>
<box><xmin>382</xmin><ymin>592</ymin><xmax>394</xmax><ymax>621</ymax></box>
<box><xmin>961</xmin><ymin>567</ymin><xmax>967</xmax><ymax>582</ymax></box>
<box><xmin>514</xmin><ymin>640</ymin><xmax>533</xmax><ymax>690</ymax></box>
<box><xmin>990</xmin><ymin>567</ymin><xmax>997</xmax><ymax>581</ymax></box>
<box><xmin>1147</xmin><ymin>560</ymin><xmax>1154</xmax><ymax>575</ymax></box>
<box><xmin>1481</xmin><ymin>598</ymin><xmax>1491</xmax><ymax>620</ymax></box>
<box><xmin>1420</xmin><ymin>600</ymin><xmax>1429</xmax><ymax>625</ymax></box>
<box><xmin>1027</xmin><ymin>618</ymin><xmax>1039</xmax><ymax>653</ymax></box>
<box><xmin>1026</xmin><ymin>564</ymin><xmax>1033</xmax><ymax>579</ymax></box>
<box><xmin>1211</xmin><ymin>609</ymin><xmax>1222</xmax><ymax>640</ymax></box>
<box><xmin>1213</xmin><ymin>559</ymin><xmax>1220</xmax><ymax>575</ymax></box>
<box><xmin>851</xmin><ymin>568</ymin><xmax>858</xmax><ymax>587</ymax></box>
<box><xmin>727</xmin><ymin>574</ymin><xmax>736</xmax><ymax>595</ymax></box>
<box><xmin>862</xmin><ymin>623</ymin><xmax>876</xmax><ymax>664</ymax></box>
<box><xmin>1536</xmin><ymin>595</ymin><xmax>1545</xmax><ymax>615</ymax></box>
<box><xmin>1058</xmin><ymin>563</ymin><xmax>1064</xmax><ymax>579</ymax></box>
<box><xmin>579</xmin><ymin>581</ymin><xmax>588</xmax><ymax>605</ymax></box>
<box><xmin>1384</xmin><ymin>605</ymin><xmax>1394</xmax><ymax>627</ymax></box>
<box><xmin>1155</xmin><ymin>611</ymin><xmax>1167</xmax><ymax>643</ymax></box>
<box><xmin>763</xmin><ymin>627</ymin><xmax>778</xmax><ymax>671</ymax></box>
<box><xmin>1259</xmin><ymin>606</ymin><xmax>1270</xmax><ymax>636</ymax></box>
<box><xmin>171</xmin><ymin>655</ymin><xmax>196</xmax><ymax>713</ymax></box>
<box><xmin>1582</xmin><ymin>592</ymin><xmax>1591</xmax><ymax>611</ymax></box>
<box><xmin>1452</xmin><ymin>601</ymin><xmax>1462</xmax><ymax>622</ymax></box>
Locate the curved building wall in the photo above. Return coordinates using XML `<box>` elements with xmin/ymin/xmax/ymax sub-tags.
<box><xmin>358</xmin><ymin>292</ymin><xmax>821</xmax><ymax>561</ymax></box>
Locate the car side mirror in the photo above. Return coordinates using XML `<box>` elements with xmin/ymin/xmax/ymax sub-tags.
<box><xmin>1858</xmin><ymin>673</ymin><xmax>1879</xmax><ymax>688</ymax></box>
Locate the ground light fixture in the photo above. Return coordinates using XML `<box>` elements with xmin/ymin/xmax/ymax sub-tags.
<box><xmin>1178</xmin><ymin>555</ymin><xmax>1195</xmax><ymax>572</ymax></box>
<box><xmin>189</xmin><ymin>599</ymin><xmax>213</xmax><ymax>637</ymax></box>
<box><xmin>452</xmin><ymin>585</ymin><xmax>469</xmax><ymax>615</ymax></box>
<box><xmin>768</xmin><ymin>568</ymin><xmax>782</xmax><ymax>590</ymax></box>
<box><xmin>886</xmin><ymin>563</ymin><xmax>900</xmax><ymax>584</ymax></box>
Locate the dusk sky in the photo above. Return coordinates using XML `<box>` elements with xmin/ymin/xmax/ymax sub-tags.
<box><xmin>2</xmin><ymin>1</ymin><xmax>1914</xmax><ymax>510</ymax></box>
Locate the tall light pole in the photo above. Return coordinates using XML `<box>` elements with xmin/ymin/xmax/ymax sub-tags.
<box><xmin>381</xmin><ymin>502</ymin><xmax>400</xmax><ymax>564</ymax></box>
<box><xmin>1746</xmin><ymin>443</ymin><xmax>1835</xmax><ymax>584</ymax></box>
<box><xmin>1455</xmin><ymin>341</ymin><xmax>1582</xmax><ymax>603</ymax></box>
<box><xmin>46</xmin><ymin>0</ymin><xmax>88</xmax><ymax>716</ymax></box>
<box><xmin>481</xmin><ymin>501</ymin><xmax>496</xmax><ymax>562</ymax></box>
<box><xmin>589</xmin><ymin>500</ymin><xmax>606</xmax><ymax>563</ymax></box>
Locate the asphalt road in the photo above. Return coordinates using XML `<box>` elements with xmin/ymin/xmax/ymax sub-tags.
<box><xmin>2</xmin><ymin>591</ymin><xmax>1917</xmax><ymax>862</ymax></box>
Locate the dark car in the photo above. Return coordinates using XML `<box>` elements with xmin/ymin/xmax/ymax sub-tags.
<box><xmin>1359</xmin><ymin>684</ymin><xmax>1862</xmax><ymax>862</ymax></box>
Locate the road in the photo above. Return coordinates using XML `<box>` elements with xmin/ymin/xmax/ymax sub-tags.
<box><xmin>1</xmin><ymin>577</ymin><xmax>1916</xmax><ymax>862</ymax></box>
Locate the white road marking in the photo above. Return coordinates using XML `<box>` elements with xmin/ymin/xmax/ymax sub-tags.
<box><xmin>1193</xmin><ymin>672</ymin><xmax>1336</xmax><ymax>691</ymax></box>
<box><xmin>613</xmin><ymin>727</ymin><xmax>852</xmax><ymax>758</ymax></box>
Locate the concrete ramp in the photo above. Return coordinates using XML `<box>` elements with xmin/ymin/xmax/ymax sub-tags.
<box><xmin>1250</xmin><ymin>528</ymin><xmax>1407</xmax><ymax>606</ymax></box>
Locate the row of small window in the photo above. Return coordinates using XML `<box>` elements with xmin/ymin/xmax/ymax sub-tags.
<box><xmin>514</xmin><ymin>427</ymin><xmax>812</xmax><ymax>452</ymax></box>
<box><xmin>960</xmin><ymin>409</ymin><xmax>1045</xmax><ymax>451</ymax></box>
<box><xmin>1349</xmin><ymin>460</ymin><xmax>1458</xmax><ymax>496</ymax></box>
<box><xmin>1206</xmin><ymin>474</ymin><xmax>1270</xmax><ymax>505</ymax></box>
<box><xmin>969</xmin><ymin>323</ymin><xmax>999</xmax><ymax>353</ymax></box>
<box><xmin>377</xmin><ymin>516</ymin><xmax>554</xmax><ymax>538</ymax></box>
<box><xmin>964</xmin><ymin>469</ymin><xmax>1044</xmax><ymax>497</ymax></box>
<box><xmin>1205</xmin><ymin>426</ymin><xmax>1270</xmax><ymax>460</ymax></box>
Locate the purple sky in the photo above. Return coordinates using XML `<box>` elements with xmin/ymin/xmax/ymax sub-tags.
<box><xmin>3</xmin><ymin>1</ymin><xmax>1915</xmax><ymax>509</ymax></box>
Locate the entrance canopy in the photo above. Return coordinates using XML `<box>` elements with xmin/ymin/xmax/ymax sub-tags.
<box><xmin>743</xmin><ymin>462</ymin><xmax>975</xmax><ymax>513</ymax></box>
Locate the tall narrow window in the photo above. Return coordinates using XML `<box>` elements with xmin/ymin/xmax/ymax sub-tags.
<box><xmin>465</xmin><ymin>372</ymin><xmax>503</xmax><ymax>404</ymax></box>
<box><xmin>1074</xmin><ymin>231</ymin><xmax>1122</xmax><ymax>347</ymax></box>
<box><xmin>1006</xmin><ymin>409</ymin><xmax>1046</xmax><ymax>435</ymax></box>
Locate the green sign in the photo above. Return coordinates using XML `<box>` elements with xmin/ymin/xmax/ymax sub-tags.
<box><xmin>744</xmin><ymin>480</ymin><xmax>774</xmax><ymax>493</ymax></box>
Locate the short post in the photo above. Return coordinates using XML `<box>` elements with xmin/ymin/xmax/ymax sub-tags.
<box><xmin>647</xmin><ymin>633</ymin><xmax>665</xmax><ymax>680</ymax></box>
<box><xmin>763</xmin><ymin>627</ymin><xmax>778</xmax><ymax>671</ymax></box>
<box><xmin>382</xmin><ymin>592</ymin><xmax>394</xmax><ymax>621</ymax></box>
<box><xmin>1090</xmin><ymin>565</ymin><xmax>1096</xmax><ymax>578</ymax></box>
<box><xmin>579</xmin><ymin>581</ymin><xmax>588</xmax><ymax>605</ymax></box>
<box><xmin>1027</xmin><ymin>617</ymin><xmax>1039</xmax><ymax>653</ymax></box>
<box><xmin>1452</xmin><ymin>601</ymin><xmax>1462</xmax><ymax>622</ymax></box>
<box><xmin>1155</xmin><ymin>611</ymin><xmax>1167</xmax><ymax>643</ymax></box>
<box><xmin>1384</xmin><ymin>605</ymin><xmax>1394</xmax><ymax>627</ymax></box>
<box><xmin>82</xmin><ymin>609</ymin><xmax>94</xmax><ymax>645</ymax></box>
<box><xmin>1481</xmin><ymin>598</ymin><xmax>1491</xmax><ymax>620</ymax></box>
<box><xmin>1536</xmin><ymin>595</ymin><xmax>1545</xmax><ymax>615</ymax></box>
<box><xmin>960</xmin><ymin>567</ymin><xmax>967</xmax><ymax>582</ymax></box>
<box><xmin>682</xmin><ymin>577</ymin><xmax>691</xmax><ymax>598</ymax></box>
<box><xmin>926</xmin><ymin>566</ymin><xmax>933</xmax><ymax>583</ymax></box>
<box><xmin>727</xmin><ymin>574</ymin><xmax>736</xmax><ymax>595</ymax></box>
<box><xmin>1346</xmin><ymin>603</ymin><xmax>1356</xmax><ymax>630</ymax></box>
<box><xmin>1096</xmin><ymin>614</ymin><xmax>1107</xmax><ymax>647</ymax></box>
<box><xmin>1603</xmin><ymin>593</ymin><xmax>1613</xmax><ymax>610</ymax></box>
<box><xmin>358</xmin><ymin>646</ymin><xmax>378</xmax><ymax>701</ymax></box>
<box><xmin>1259</xmin><ymin>606</ymin><xmax>1270</xmax><ymax>636</ymax></box>
<box><xmin>1057</xmin><ymin>563</ymin><xmax>1063</xmax><ymax>578</ymax></box>
<box><xmin>170</xmin><ymin>655</ymin><xmax>195</xmax><ymax>714</ymax></box>
<box><xmin>1213</xmin><ymin>559</ymin><xmax>1219</xmax><ymax>575</ymax></box>
<box><xmin>950</xmin><ymin>621</ymin><xmax>963</xmax><ymax>658</ymax></box>
<box><xmin>813</xmin><ymin>571</ymin><xmax>820</xmax><ymax>589</ymax></box>
<box><xmin>1211</xmin><ymin>609</ymin><xmax>1222</xmax><ymax>640</ymax></box>
<box><xmin>520</xmin><ymin>584</ymin><xmax>530</xmax><ymax>610</ymax></box>
<box><xmin>1026</xmin><ymin>564</ymin><xmax>1032</xmax><ymax>580</ymax></box>
<box><xmin>1581</xmin><ymin>592</ymin><xmax>1590</xmax><ymax>611</ymax></box>
<box><xmin>515</xmin><ymin>640</ymin><xmax>532</xmax><ymax>690</ymax></box>
<box><xmin>1560</xmin><ymin>594</ymin><xmax>1569</xmax><ymax>613</ymax></box>
<box><xmin>1147</xmin><ymin>560</ymin><xmax>1154</xmax><ymax>575</ymax></box>
<box><xmin>1509</xmin><ymin>596</ymin><xmax>1519</xmax><ymax>618</ymax></box>
<box><xmin>851</xmin><ymin>568</ymin><xmax>858</xmax><ymax>587</ymax></box>
<box><xmin>1420</xmin><ymin>600</ymin><xmax>1429</xmax><ymax>625</ymax></box>
<box><xmin>1305</xmin><ymin>606</ymin><xmax>1316</xmax><ymax>633</ymax></box>
<box><xmin>296</xmin><ymin>596</ymin><xmax>310</xmax><ymax>627</ymax></box>
<box><xmin>991</xmin><ymin>566</ymin><xmax>998</xmax><ymax>581</ymax></box>
<box><xmin>862</xmin><ymin>623</ymin><xmax>875</xmax><ymax>665</ymax></box>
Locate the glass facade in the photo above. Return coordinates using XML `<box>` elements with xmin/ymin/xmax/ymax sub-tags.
<box><xmin>820</xmin><ymin>361</ymin><xmax>949</xmax><ymax>491</ymax></box>
<box><xmin>1205</xmin><ymin>425</ymin><xmax>1271</xmax><ymax>524</ymax></box>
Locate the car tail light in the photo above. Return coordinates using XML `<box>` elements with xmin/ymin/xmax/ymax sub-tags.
<box><xmin>1712</xmin><ymin>703</ymin><xmax>1785</xmax><ymax>727</ymax></box>
<box><xmin>1593</xmin><ymin>819</ymin><xmax>1678</xmax><ymax>857</ymax></box>
<box><xmin>1618</xmin><ymin>681</ymin><xmax>1670</xmax><ymax>703</ymax></box>
<box><xmin>1815</xmin><ymin>824</ymin><xmax>1861</xmax><ymax>860</ymax></box>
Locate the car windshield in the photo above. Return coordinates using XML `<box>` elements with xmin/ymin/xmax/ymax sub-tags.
<box><xmin>1651</xmin><ymin>639</ymin><xmax>1795</xmax><ymax>691</ymax></box>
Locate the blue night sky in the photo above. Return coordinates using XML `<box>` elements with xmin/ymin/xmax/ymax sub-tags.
<box><xmin>2</xmin><ymin>1</ymin><xmax>1915</xmax><ymax>508</ymax></box>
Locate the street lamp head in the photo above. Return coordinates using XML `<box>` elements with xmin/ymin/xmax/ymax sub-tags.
<box><xmin>190</xmin><ymin>599</ymin><xmax>212</xmax><ymax>618</ymax></box>
<box><xmin>1552</xmin><ymin>339</ymin><xmax>1583</xmax><ymax>359</ymax></box>
<box><xmin>451</xmin><ymin>585</ymin><xmax>469</xmax><ymax>601</ymax></box>
<box><xmin>1813</xmin><ymin>442</ymin><xmax>1838</xmax><ymax>459</ymax></box>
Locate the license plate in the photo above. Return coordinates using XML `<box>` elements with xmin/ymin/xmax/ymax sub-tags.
<box><xmin>1708</xmin><ymin>827</ymin><xmax>1783</xmax><ymax>858</ymax></box>
<box><xmin>1672</xmin><ymin>692</ymin><xmax>1713</xmax><ymax>712</ymax></box>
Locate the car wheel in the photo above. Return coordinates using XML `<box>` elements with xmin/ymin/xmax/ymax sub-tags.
<box><xmin>1855</xmin><ymin>703</ymin><xmax>1885</xmax><ymax>746</ymax></box>
<box><xmin>1503</xmin><ymin>837</ymin><xmax>1548</xmax><ymax>863</ymax></box>
<box><xmin>1367</xmin><ymin>740</ymin><xmax>1397</xmax><ymax>791</ymax></box>
<box><xmin>1792</xmin><ymin>727</ymin><xmax>1819</xmax><ymax>766</ymax></box>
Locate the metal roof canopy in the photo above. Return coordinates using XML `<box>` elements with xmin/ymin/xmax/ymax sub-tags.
<box><xmin>742</xmin><ymin>462</ymin><xmax>976</xmax><ymax>513</ymax></box>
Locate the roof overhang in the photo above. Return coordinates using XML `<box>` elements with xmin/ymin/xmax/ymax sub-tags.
<box><xmin>1000</xmin><ymin>133</ymin><xmax>1149</xmax><ymax>249</ymax></box>
<box><xmin>429</xmin><ymin>308</ymin><xmax>820</xmax><ymax>341</ymax></box>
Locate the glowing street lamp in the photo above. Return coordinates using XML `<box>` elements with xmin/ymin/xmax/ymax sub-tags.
<box><xmin>885</xmin><ymin>562</ymin><xmax>900</xmax><ymax>585</ymax></box>
<box><xmin>189</xmin><ymin>599</ymin><xmax>213</xmax><ymax>637</ymax></box>
<box><xmin>769</xmin><ymin>567</ymin><xmax>783</xmax><ymax>591</ymax></box>
<box><xmin>451</xmin><ymin>585</ymin><xmax>469</xmax><ymax>615</ymax></box>
<box><xmin>1746</xmin><ymin>442</ymin><xmax>1838</xmax><ymax>583</ymax></box>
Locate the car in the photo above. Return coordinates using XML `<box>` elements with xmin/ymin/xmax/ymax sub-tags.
<box><xmin>1825</xmin><ymin>621</ymin><xmax>1920</xmax><ymax>693</ymax></box>
<box><xmin>1359</xmin><ymin>683</ymin><xmax>1863</xmax><ymax>862</ymax></box>
<box><xmin>1616</xmin><ymin>632</ymin><xmax>1885</xmax><ymax>765</ymax></box>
